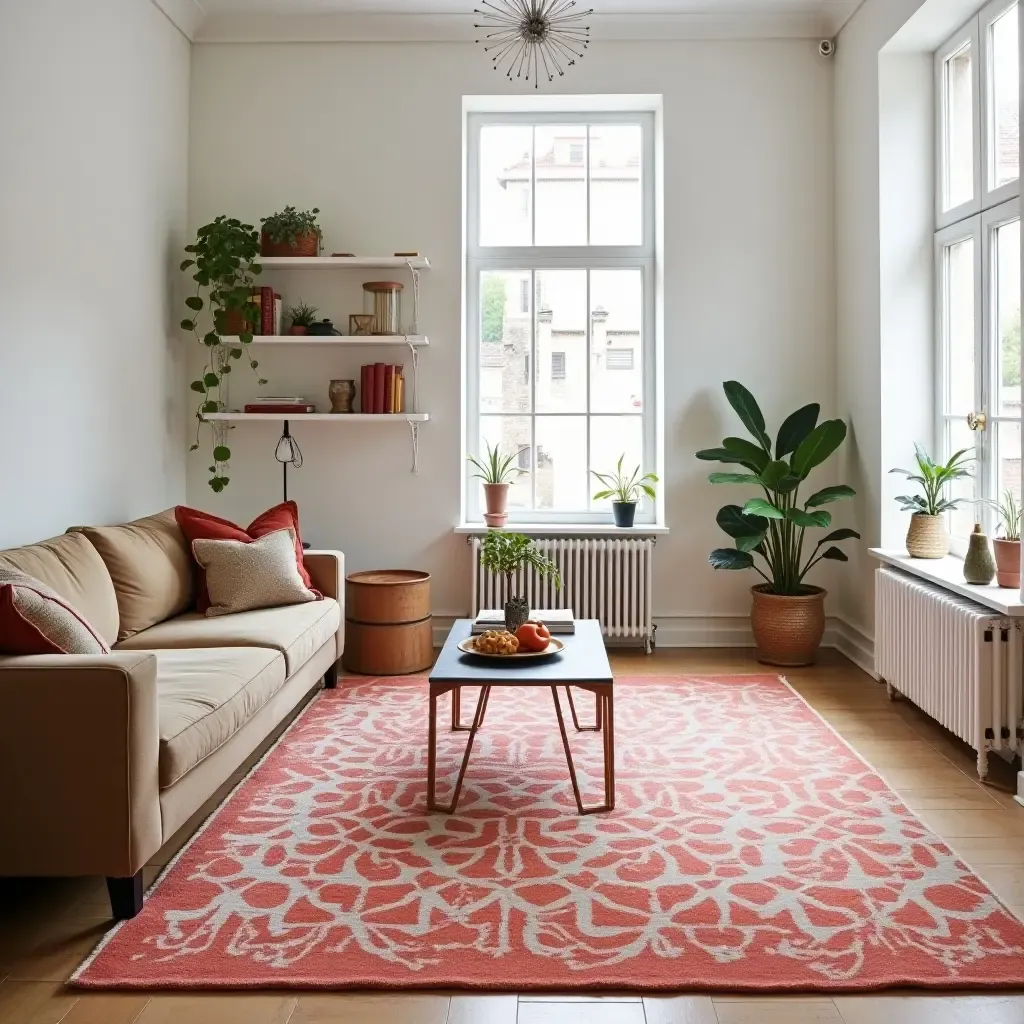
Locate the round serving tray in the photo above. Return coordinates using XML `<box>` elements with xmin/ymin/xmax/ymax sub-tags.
<box><xmin>457</xmin><ymin>636</ymin><xmax>565</xmax><ymax>661</ymax></box>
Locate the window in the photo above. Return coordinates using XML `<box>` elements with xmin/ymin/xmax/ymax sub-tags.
<box><xmin>935</xmin><ymin>0</ymin><xmax>1020</xmax><ymax>550</ymax></box>
<box><xmin>467</xmin><ymin>110</ymin><xmax>656</xmax><ymax>524</ymax></box>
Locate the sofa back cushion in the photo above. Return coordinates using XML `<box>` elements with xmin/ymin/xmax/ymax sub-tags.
<box><xmin>77</xmin><ymin>510</ymin><xmax>193</xmax><ymax>640</ymax></box>
<box><xmin>0</xmin><ymin>532</ymin><xmax>119</xmax><ymax>647</ymax></box>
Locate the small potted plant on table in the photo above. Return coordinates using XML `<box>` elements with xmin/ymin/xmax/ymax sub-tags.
<box><xmin>982</xmin><ymin>489</ymin><xmax>1022</xmax><ymax>587</ymax></box>
<box><xmin>287</xmin><ymin>302</ymin><xmax>318</xmax><ymax>336</ymax></box>
<box><xmin>890</xmin><ymin>445</ymin><xmax>974</xmax><ymax>558</ymax></box>
<box><xmin>468</xmin><ymin>442</ymin><xmax>526</xmax><ymax>528</ymax></box>
<box><xmin>480</xmin><ymin>531</ymin><xmax>561</xmax><ymax>632</ymax></box>
<box><xmin>260</xmin><ymin>206</ymin><xmax>323</xmax><ymax>257</ymax></box>
<box><xmin>591</xmin><ymin>454</ymin><xmax>659</xmax><ymax>527</ymax></box>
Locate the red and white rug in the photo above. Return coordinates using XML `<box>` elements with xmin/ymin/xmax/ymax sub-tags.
<box><xmin>73</xmin><ymin>674</ymin><xmax>1024</xmax><ymax>992</ymax></box>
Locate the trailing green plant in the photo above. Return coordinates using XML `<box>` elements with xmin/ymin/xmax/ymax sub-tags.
<box><xmin>180</xmin><ymin>216</ymin><xmax>268</xmax><ymax>493</ymax></box>
<box><xmin>287</xmin><ymin>301</ymin><xmax>319</xmax><ymax>328</ymax></box>
<box><xmin>591</xmin><ymin>454</ymin><xmax>658</xmax><ymax>504</ymax></box>
<box><xmin>467</xmin><ymin>441</ymin><xmax>526</xmax><ymax>485</ymax></box>
<box><xmin>980</xmin><ymin>488</ymin><xmax>1022</xmax><ymax>540</ymax></box>
<box><xmin>696</xmin><ymin>381</ymin><xmax>860</xmax><ymax>596</ymax></box>
<box><xmin>260</xmin><ymin>206</ymin><xmax>322</xmax><ymax>250</ymax></box>
<box><xmin>479</xmin><ymin>531</ymin><xmax>561</xmax><ymax>597</ymax></box>
<box><xmin>890</xmin><ymin>445</ymin><xmax>974</xmax><ymax>516</ymax></box>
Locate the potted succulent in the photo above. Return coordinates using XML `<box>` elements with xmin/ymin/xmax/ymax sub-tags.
<box><xmin>479</xmin><ymin>531</ymin><xmax>561</xmax><ymax>632</ymax></box>
<box><xmin>697</xmin><ymin>381</ymin><xmax>860</xmax><ymax>667</ymax></box>
<box><xmin>180</xmin><ymin>216</ymin><xmax>268</xmax><ymax>492</ymax></box>
<box><xmin>890</xmin><ymin>445</ymin><xmax>974</xmax><ymax>558</ymax></box>
<box><xmin>981</xmin><ymin>489</ymin><xmax>1022</xmax><ymax>587</ymax></box>
<box><xmin>260</xmin><ymin>206</ymin><xmax>323</xmax><ymax>258</ymax></box>
<box><xmin>287</xmin><ymin>301</ymin><xmax>318</xmax><ymax>336</ymax></box>
<box><xmin>468</xmin><ymin>441</ymin><xmax>526</xmax><ymax>528</ymax></box>
<box><xmin>590</xmin><ymin>454</ymin><xmax>659</xmax><ymax>527</ymax></box>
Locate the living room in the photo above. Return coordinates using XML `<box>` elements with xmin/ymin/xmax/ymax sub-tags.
<box><xmin>1</xmin><ymin>0</ymin><xmax>1024</xmax><ymax>1020</ymax></box>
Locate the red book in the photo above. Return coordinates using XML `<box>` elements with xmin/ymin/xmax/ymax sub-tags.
<box><xmin>373</xmin><ymin>362</ymin><xmax>386</xmax><ymax>414</ymax></box>
<box><xmin>383</xmin><ymin>365</ymin><xmax>395</xmax><ymax>414</ymax></box>
<box><xmin>360</xmin><ymin>365</ymin><xmax>371</xmax><ymax>413</ymax></box>
<box><xmin>260</xmin><ymin>287</ymin><xmax>274</xmax><ymax>336</ymax></box>
<box><xmin>244</xmin><ymin>403</ymin><xmax>314</xmax><ymax>414</ymax></box>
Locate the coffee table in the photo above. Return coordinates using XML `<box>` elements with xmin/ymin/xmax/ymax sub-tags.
<box><xmin>427</xmin><ymin>619</ymin><xmax>614</xmax><ymax>815</ymax></box>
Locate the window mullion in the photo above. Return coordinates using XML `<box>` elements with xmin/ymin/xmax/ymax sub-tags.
<box><xmin>530</xmin><ymin>268</ymin><xmax>537</xmax><ymax>513</ymax></box>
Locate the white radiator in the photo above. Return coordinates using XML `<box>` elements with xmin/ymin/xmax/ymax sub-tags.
<box><xmin>470</xmin><ymin>536</ymin><xmax>656</xmax><ymax>651</ymax></box>
<box><xmin>875</xmin><ymin>566</ymin><xmax>1023</xmax><ymax>779</ymax></box>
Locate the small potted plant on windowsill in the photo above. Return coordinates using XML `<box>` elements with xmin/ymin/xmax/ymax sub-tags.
<box><xmin>890</xmin><ymin>445</ymin><xmax>974</xmax><ymax>559</ymax></box>
<box><xmin>480</xmin><ymin>531</ymin><xmax>561</xmax><ymax>632</ymax></box>
<box><xmin>981</xmin><ymin>489</ymin><xmax>1022</xmax><ymax>587</ymax></box>
<box><xmin>591</xmin><ymin>455</ymin><xmax>659</xmax><ymax>528</ymax></box>
<box><xmin>287</xmin><ymin>301</ymin><xmax>318</xmax><ymax>336</ymax></box>
<box><xmin>468</xmin><ymin>442</ymin><xmax>526</xmax><ymax>528</ymax></box>
<box><xmin>260</xmin><ymin>206</ymin><xmax>323</xmax><ymax>258</ymax></box>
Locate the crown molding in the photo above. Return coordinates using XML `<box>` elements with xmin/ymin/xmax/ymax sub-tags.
<box><xmin>150</xmin><ymin>0</ymin><xmax>206</xmax><ymax>40</ymax></box>
<box><xmin>193</xmin><ymin>10</ymin><xmax>835</xmax><ymax>43</ymax></box>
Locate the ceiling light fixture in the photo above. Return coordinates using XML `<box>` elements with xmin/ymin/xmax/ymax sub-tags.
<box><xmin>474</xmin><ymin>0</ymin><xmax>594</xmax><ymax>89</ymax></box>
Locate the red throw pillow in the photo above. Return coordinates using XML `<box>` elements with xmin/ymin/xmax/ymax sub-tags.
<box><xmin>175</xmin><ymin>502</ymin><xmax>318</xmax><ymax>612</ymax></box>
<box><xmin>0</xmin><ymin>569</ymin><xmax>110</xmax><ymax>655</ymax></box>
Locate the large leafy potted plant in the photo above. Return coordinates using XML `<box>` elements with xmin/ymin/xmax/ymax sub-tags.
<box><xmin>180</xmin><ymin>216</ymin><xmax>268</xmax><ymax>492</ymax></box>
<box><xmin>890</xmin><ymin>445</ymin><xmax>973</xmax><ymax>558</ymax></box>
<box><xmin>468</xmin><ymin>442</ymin><xmax>526</xmax><ymax>527</ymax></box>
<box><xmin>590</xmin><ymin>455</ymin><xmax>659</xmax><ymax>527</ymax></box>
<box><xmin>479</xmin><ymin>531</ymin><xmax>561</xmax><ymax>632</ymax></box>
<box><xmin>981</xmin><ymin>489</ymin><xmax>1021</xmax><ymax>587</ymax></box>
<box><xmin>697</xmin><ymin>382</ymin><xmax>860</xmax><ymax>666</ymax></box>
<box><xmin>260</xmin><ymin>206</ymin><xmax>322</xmax><ymax>258</ymax></box>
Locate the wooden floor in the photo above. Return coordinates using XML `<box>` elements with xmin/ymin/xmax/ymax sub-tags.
<box><xmin>2</xmin><ymin>648</ymin><xmax>1024</xmax><ymax>1024</ymax></box>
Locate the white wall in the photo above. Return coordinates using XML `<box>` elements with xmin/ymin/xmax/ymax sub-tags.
<box><xmin>188</xmin><ymin>40</ymin><xmax>834</xmax><ymax>632</ymax></box>
<box><xmin>0</xmin><ymin>0</ymin><xmax>190</xmax><ymax>549</ymax></box>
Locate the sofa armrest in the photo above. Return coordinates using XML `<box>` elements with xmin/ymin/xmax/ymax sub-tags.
<box><xmin>305</xmin><ymin>550</ymin><xmax>345</xmax><ymax>662</ymax></box>
<box><xmin>0</xmin><ymin>652</ymin><xmax>162</xmax><ymax>878</ymax></box>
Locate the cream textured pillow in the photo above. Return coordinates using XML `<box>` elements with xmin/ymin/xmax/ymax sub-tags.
<box><xmin>0</xmin><ymin>568</ymin><xmax>110</xmax><ymax>655</ymax></box>
<box><xmin>191</xmin><ymin>529</ymin><xmax>317</xmax><ymax>617</ymax></box>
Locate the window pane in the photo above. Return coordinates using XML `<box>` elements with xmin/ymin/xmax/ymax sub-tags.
<box><xmin>590</xmin><ymin>416</ymin><xmax>644</xmax><ymax>511</ymax></box>
<box><xmin>944</xmin><ymin>42</ymin><xmax>974</xmax><ymax>210</ymax></box>
<box><xmin>590</xmin><ymin>125</ymin><xmax>643</xmax><ymax>245</ymax></box>
<box><xmin>997</xmin><ymin>219</ymin><xmax>1021</xmax><ymax>416</ymax></box>
<box><xmin>990</xmin><ymin>5</ymin><xmax>1019</xmax><ymax>189</ymax></box>
<box><xmin>535</xmin><ymin>269</ymin><xmax>586</xmax><ymax>414</ymax></box>
<box><xmin>535</xmin><ymin>416</ymin><xmax>587</xmax><ymax>511</ymax></box>
<box><xmin>945</xmin><ymin>417</ymin><xmax>980</xmax><ymax>543</ymax></box>
<box><xmin>479</xmin><ymin>415</ymin><xmax>532</xmax><ymax>509</ymax></box>
<box><xmin>997</xmin><ymin>418</ymin><xmax>1022</xmax><ymax>509</ymax></box>
<box><xmin>944</xmin><ymin>236</ymin><xmax>976</xmax><ymax>415</ymax></box>
<box><xmin>479</xmin><ymin>126</ymin><xmax>532</xmax><ymax>246</ymax></box>
<box><xmin>591</xmin><ymin>269</ymin><xmax>643</xmax><ymax>413</ymax></box>
<box><xmin>479</xmin><ymin>270</ymin><xmax>531</xmax><ymax>414</ymax></box>
<box><xmin>534</xmin><ymin>125</ymin><xmax>587</xmax><ymax>246</ymax></box>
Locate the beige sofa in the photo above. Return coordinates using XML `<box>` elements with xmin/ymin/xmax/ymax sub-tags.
<box><xmin>0</xmin><ymin>510</ymin><xmax>343</xmax><ymax>920</ymax></box>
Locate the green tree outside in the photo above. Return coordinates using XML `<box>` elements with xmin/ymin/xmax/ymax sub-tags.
<box><xmin>1003</xmin><ymin>307</ymin><xmax>1021</xmax><ymax>388</ymax></box>
<box><xmin>482</xmin><ymin>275</ymin><xmax>507</xmax><ymax>344</ymax></box>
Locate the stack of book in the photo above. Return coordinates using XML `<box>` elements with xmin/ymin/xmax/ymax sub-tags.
<box><xmin>472</xmin><ymin>609</ymin><xmax>575</xmax><ymax>635</ymax></box>
<box><xmin>256</xmin><ymin>287</ymin><xmax>283</xmax><ymax>337</ymax></box>
<box><xmin>243</xmin><ymin>396</ymin><xmax>315</xmax><ymax>414</ymax></box>
<box><xmin>360</xmin><ymin>363</ymin><xmax>405</xmax><ymax>414</ymax></box>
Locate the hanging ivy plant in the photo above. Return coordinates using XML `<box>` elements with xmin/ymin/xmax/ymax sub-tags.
<box><xmin>180</xmin><ymin>216</ymin><xmax>268</xmax><ymax>492</ymax></box>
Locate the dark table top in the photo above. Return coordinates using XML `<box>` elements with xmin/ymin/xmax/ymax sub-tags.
<box><xmin>429</xmin><ymin>619</ymin><xmax>613</xmax><ymax>686</ymax></box>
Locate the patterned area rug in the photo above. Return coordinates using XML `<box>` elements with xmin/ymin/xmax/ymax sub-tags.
<box><xmin>73</xmin><ymin>675</ymin><xmax>1024</xmax><ymax>992</ymax></box>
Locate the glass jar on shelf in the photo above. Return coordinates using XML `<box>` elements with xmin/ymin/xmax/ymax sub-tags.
<box><xmin>362</xmin><ymin>281</ymin><xmax>404</xmax><ymax>335</ymax></box>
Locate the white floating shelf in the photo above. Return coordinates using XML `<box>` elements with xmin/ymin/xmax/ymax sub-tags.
<box><xmin>219</xmin><ymin>335</ymin><xmax>428</xmax><ymax>347</ymax></box>
<box><xmin>203</xmin><ymin>412</ymin><xmax>429</xmax><ymax>422</ymax></box>
<box><xmin>257</xmin><ymin>256</ymin><xmax>430</xmax><ymax>270</ymax></box>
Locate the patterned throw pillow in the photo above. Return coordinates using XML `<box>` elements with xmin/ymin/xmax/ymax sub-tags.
<box><xmin>0</xmin><ymin>569</ymin><xmax>111</xmax><ymax>655</ymax></box>
<box><xmin>191</xmin><ymin>529</ymin><xmax>318</xmax><ymax>618</ymax></box>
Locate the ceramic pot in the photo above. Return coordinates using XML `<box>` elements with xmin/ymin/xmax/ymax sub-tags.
<box><xmin>750</xmin><ymin>585</ymin><xmax>826</xmax><ymax>667</ymax></box>
<box><xmin>906</xmin><ymin>513</ymin><xmax>949</xmax><ymax>559</ymax></box>
<box><xmin>328</xmin><ymin>379</ymin><xmax>356</xmax><ymax>414</ymax></box>
<box><xmin>221</xmin><ymin>308</ymin><xmax>252</xmax><ymax>336</ymax></box>
<box><xmin>260</xmin><ymin>230</ymin><xmax>319</xmax><ymax>258</ymax></box>
<box><xmin>963</xmin><ymin>524</ymin><xmax>996</xmax><ymax>585</ymax></box>
<box><xmin>613</xmin><ymin>501</ymin><xmax>637</xmax><ymax>528</ymax></box>
<box><xmin>289</xmin><ymin>325</ymin><xmax>308</xmax><ymax>336</ymax></box>
<box><xmin>993</xmin><ymin>538</ymin><xmax>1021</xmax><ymax>589</ymax></box>
<box><xmin>483</xmin><ymin>483</ymin><xmax>509</xmax><ymax>528</ymax></box>
<box><xmin>504</xmin><ymin>596</ymin><xmax>530</xmax><ymax>633</ymax></box>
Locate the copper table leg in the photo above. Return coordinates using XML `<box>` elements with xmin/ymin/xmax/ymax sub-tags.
<box><xmin>565</xmin><ymin>685</ymin><xmax>602</xmax><ymax>731</ymax></box>
<box><xmin>428</xmin><ymin>684</ymin><xmax>490</xmax><ymax>814</ymax></box>
<box><xmin>551</xmin><ymin>684</ymin><xmax>614</xmax><ymax>815</ymax></box>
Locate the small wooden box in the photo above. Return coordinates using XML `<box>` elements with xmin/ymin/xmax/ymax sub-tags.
<box><xmin>343</xmin><ymin>570</ymin><xmax>433</xmax><ymax>675</ymax></box>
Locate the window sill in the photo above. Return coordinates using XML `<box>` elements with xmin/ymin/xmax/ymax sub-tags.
<box><xmin>869</xmin><ymin>548</ymin><xmax>1024</xmax><ymax>616</ymax></box>
<box><xmin>454</xmin><ymin>523</ymin><xmax>670</xmax><ymax>536</ymax></box>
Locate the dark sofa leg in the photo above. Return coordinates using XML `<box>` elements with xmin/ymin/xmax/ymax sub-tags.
<box><xmin>106</xmin><ymin>872</ymin><xmax>144</xmax><ymax>920</ymax></box>
<box><xmin>324</xmin><ymin>660</ymin><xmax>339</xmax><ymax>689</ymax></box>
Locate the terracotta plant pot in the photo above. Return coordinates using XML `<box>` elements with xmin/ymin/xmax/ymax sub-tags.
<box><xmin>906</xmin><ymin>513</ymin><xmax>949</xmax><ymax>559</ymax></box>
<box><xmin>483</xmin><ymin>482</ymin><xmax>509</xmax><ymax>528</ymax></box>
<box><xmin>993</xmin><ymin>538</ymin><xmax>1021</xmax><ymax>589</ymax></box>
<box><xmin>221</xmin><ymin>308</ymin><xmax>252</xmax><ymax>336</ymax></box>
<box><xmin>260</xmin><ymin>230</ymin><xmax>319</xmax><ymax>258</ymax></box>
<box><xmin>750</xmin><ymin>585</ymin><xmax>826</xmax><ymax>667</ymax></box>
<box><xmin>288</xmin><ymin>325</ymin><xmax>308</xmax><ymax>336</ymax></box>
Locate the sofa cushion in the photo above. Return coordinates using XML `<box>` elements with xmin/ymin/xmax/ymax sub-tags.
<box><xmin>117</xmin><ymin>597</ymin><xmax>341</xmax><ymax>675</ymax></box>
<box><xmin>0</xmin><ymin>569</ymin><xmax>110</xmax><ymax>655</ymax></box>
<box><xmin>76</xmin><ymin>510</ymin><xmax>193</xmax><ymax>640</ymax></box>
<box><xmin>0</xmin><ymin>532</ymin><xmax>119</xmax><ymax>647</ymax></box>
<box><xmin>155</xmin><ymin>648</ymin><xmax>286</xmax><ymax>788</ymax></box>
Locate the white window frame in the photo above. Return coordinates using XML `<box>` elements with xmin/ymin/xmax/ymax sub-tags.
<box><xmin>465</xmin><ymin>110</ymin><xmax>658</xmax><ymax>526</ymax></box>
<box><xmin>981</xmin><ymin>0</ymin><xmax>1021</xmax><ymax>207</ymax></box>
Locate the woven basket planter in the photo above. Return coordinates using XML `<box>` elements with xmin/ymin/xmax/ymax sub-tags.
<box><xmin>750</xmin><ymin>585</ymin><xmax>826</xmax><ymax>667</ymax></box>
<box><xmin>906</xmin><ymin>513</ymin><xmax>949</xmax><ymax>559</ymax></box>
<box><xmin>260</xmin><ymin>231</ymin><xmax>319</xmax><ymax>258</ymax></box>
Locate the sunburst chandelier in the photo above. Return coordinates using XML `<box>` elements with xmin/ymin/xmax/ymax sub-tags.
<box><xmin>474</xmin><ymin>0</ymin><xmax>594</xmax><ymax>88</ymax></box>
